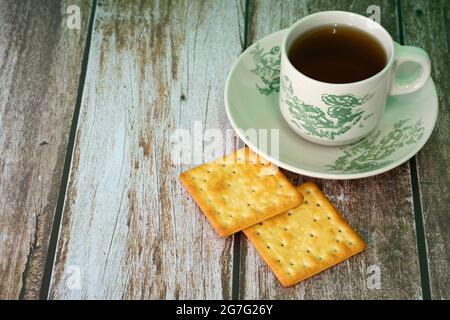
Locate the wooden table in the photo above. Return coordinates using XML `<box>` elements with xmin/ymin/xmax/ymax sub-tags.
<box><xmin>0</xmin><ymin>0</ymin><xmax>448</xmax><ymax>300</ymax></box>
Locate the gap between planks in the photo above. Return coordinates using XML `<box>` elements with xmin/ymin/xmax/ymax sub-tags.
<box><xmin>231</xmin><ymin>0</ymin><xmax>251</xmax><ymax>301</ymax></box>
<box><xmin>397</xmin><ymin>0</ymin><xmax>431</xmax><ymax>300</ymax></box>
<box><xmin>38</xmin><ymin>0</ymin><xmax>98</xmax><ymax>300</ymax></box>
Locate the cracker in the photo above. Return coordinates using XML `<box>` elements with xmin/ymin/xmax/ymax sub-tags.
<box><xmin>179</xmin><ymin>147</ymin><xmax>303</xmax><ymax>237</ymax></box>
<box><xmin>244</xmin><ymin>182</ymin><xmax>366</xmax><ymax>287</ymax></box>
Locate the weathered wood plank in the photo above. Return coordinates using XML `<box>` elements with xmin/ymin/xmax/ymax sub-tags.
<box><xmin>401</xmin><ymin>0</ymin><xmax>450</xmax><ymax>300</ymax></box>
<box><xmin>0</xmin><ymin>0</ymin><xmax>92</xmax><ymax>299</ymax></box>
<box><xmin>240</xmin><ymin>0</ymin><xmax>423</xmax><ymax>299</ymax></box>
<box><xmin>49</xmin><ymin>0</ymin><xmax>245</xmax><ymax>299</ymax></box>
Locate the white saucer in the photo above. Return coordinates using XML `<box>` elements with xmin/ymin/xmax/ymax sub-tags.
<box><xmin>225</xmin><ymin>29</ymin><xmax>438</xmax><ymax>179</ymax></box>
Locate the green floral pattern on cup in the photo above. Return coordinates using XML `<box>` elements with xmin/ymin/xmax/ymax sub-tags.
<box><xmin>327</xmin><ymin>119</ymin><xmax>424</xmax><ymax>173</ymax></box>
<box><xmin>281</xmin><ymin>75</ymin><xmax>373</xmax><ymax>140</ymax></box>
<box><xmin>250</xmin><ymin>43</ymin><xmax>281</xmax><ymax>95</ymax></box>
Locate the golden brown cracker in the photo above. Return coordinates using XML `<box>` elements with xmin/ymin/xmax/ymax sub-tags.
<box><xmin>244</xmin><ymin>182</ymin><xmax>366</xmax><ymax>287</ymax></box>
<box><xmin>179</xmin><ymin>147</ymin><xmax>303</xmax><ymax>237</ymax></box>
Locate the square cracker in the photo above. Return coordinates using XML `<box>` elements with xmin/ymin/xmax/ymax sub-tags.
<box><xmin>244</xmin><ymin>182</ymin><xmax>366</xmax><ymax>287</ymax></box>
<box><xmin>179</xmin><ymin>147</ymin><xmax>303</xmax><ymax>237</ymax></box>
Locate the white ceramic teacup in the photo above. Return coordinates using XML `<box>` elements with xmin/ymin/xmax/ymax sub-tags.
<box><xmin>279</xmin><ymin>11</ymin><xmax>431</xmax><ymax>146</ymax></box>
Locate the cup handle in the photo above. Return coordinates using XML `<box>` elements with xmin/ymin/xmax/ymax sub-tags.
<box><xmin>389</xmin><ymin>43</ymin><xmax>431</xmax><ymax>96</ymax></box>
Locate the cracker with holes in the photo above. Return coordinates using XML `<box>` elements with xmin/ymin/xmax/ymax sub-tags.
<box><xmin>179</xmin><ymin>147</ymin><xmax>303</xmax><ymax>237</ymax></box>
<box><xmin>244</xmin><ymin>182</ymin><xmax>366</xmax><ymax>287</ymax></box>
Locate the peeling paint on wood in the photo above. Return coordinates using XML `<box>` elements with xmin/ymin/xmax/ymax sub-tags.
<box><xmin>0</xmin><ymin>0</ymin><xmax>92</xmax><ymax>299</ymax></box>
<box><xmin>49</xmin><ymin>0</ymin><xmax>245</xmax><ymax>299</ymax></box>
<box><xmin>239</xmin><ymin>0</ymin><xmax>423</xmax><ymax>299</ymax></box>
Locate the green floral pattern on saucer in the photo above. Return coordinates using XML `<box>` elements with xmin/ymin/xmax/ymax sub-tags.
<box><xmin>225</xmin><ymin>29</ymin><xmax>437</xmax><ymax>179</ymax></box>
<box><xmin>281</xmin><ymin>75</ymin><xmax>373</xmax><ymax>140</ymax></box>
<box><xmin>250</xmin><ymin>43</ymin><xmax>281</xmax><ymax>95</ymax></box>
<box><xmin>327</xmin><ymin>119</ymin><xmax>425</xmax><ymax>173</ymax></box>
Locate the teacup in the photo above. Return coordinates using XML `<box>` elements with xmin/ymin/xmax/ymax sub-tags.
<box><xmin>279</xmin><ymin>11</ymin><xmax>431</xmax><ymax>146</ymax></box>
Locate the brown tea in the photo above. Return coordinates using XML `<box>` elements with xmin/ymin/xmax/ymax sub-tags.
<box><xmin>288</xmin><ymin>25</ymin><xmax>387</xmax><ymax>83</ymax></box>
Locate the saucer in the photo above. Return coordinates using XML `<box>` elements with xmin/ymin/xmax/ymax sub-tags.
<box><xmin>224</xmin><ymin>29</ymin><xmax>438</xmax><ymax>179</ymax></box>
